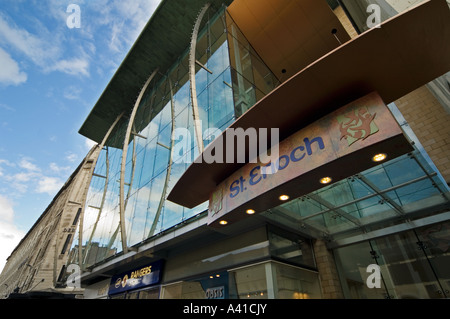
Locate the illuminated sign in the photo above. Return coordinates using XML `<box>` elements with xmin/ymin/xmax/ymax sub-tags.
<box><xmin>208</xmin><ymin>92</ymin><xmax>413</xmax><ymax>227</ymax></box>
<box><xmin>108</xmin><ymin>260</ymin><xmax>163</xmax><ymax>295</ymax></box>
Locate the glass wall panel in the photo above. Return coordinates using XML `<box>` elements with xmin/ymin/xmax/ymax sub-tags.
<box><xmin>226</xmin><ymin>11</ymin><xmax>278</xmax><ymax>118</ymax></box>
<box><xmin>415</xmin><ymin>221</ymin><xmax>450</xmax><ymax>298</ymax></box>
<box><xmin>335</xmin><ymin>224</ymin><xmax>450</xmax><ymax>299</ymax></box>
<box><xmin>372</xmin><ymin>232</ymin><xmax>444</xmax><ymax>299</ymax></box>
<box><xmin>268</xmin><ymin>228</ymin><xmax>316</xmax><ymax>269</ymax></box>
<box><xmin>161</xmin><ymin>271</ymin><xmax>229</xmax><ymax>299</ymax></box>
<box><xmin>73</xmin><ymin>119</ymin><xmax>128</xmax><ymax>269</ymax></box>
<box><xmin>335</xmin><ymin>241</ymin><xmax>388</xmax><ymax>298</ymax></box>
<box><xmin>227</xmin><ymin>262</ymin><xmax>322</xmax><ymax>299</ymax></box>
<box><xmin>72</xmin><ymin>7</ymin><xmax>237</xmax><ymax>269</ymax></box>
<box><xmin>273</xmin><ymin>263</ymin><xmax>322</xmax><ymax>299</ymax></box>
<box><xmin>229</xmin><ymin>263</ymin><xmax>268</xmax><ymax>299</ymax></box>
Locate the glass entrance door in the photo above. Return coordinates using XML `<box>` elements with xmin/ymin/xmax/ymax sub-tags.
<box><xmin>415</xmin><ymin>221</ymin><xmax>450</xmax><ymax>298</ymax></box>
<box><xmin>335</xmin><ymin>221</ymin><xmax>450</xmax><ymax>299</ymax></box>
<box><xmin>372</xmin><ymin>230</ymin><xmax>447</xmax><ymax>299</ymax></box>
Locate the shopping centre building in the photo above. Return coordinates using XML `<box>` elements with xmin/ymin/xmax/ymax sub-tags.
<box><xmin>1</xmin><ymin>0</ymin><xmax>450</xmax><ymax>299</ymax></box>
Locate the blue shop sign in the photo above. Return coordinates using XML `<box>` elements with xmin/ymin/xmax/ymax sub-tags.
<box><xmin>109</xmin><ymin>260</ymin><xmax>164</xmax><ymax>295</ymax></box>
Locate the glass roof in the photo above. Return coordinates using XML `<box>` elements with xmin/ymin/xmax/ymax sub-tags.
<box><xmin>262</xmin><ymin>149</ymin><xmax>450</xmax><ymax>243</ymax></box>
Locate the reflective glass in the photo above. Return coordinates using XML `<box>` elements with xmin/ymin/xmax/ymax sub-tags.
<box><xmin>335</xmin><ymin>226</ymin><xmax>450</xmax><ymax>299</ymax></box>
<box><xmin>263</xmin><ymin>150</ymin><xmax>449</xmax><ymax>239</ymax></box>
<box><xmin>273</xmin><ymin>263</ymin><xmax>322</xmax><ymax>299</ymax></box>
<box><xmin>71</xmin><ymin>8</ymin><xmax>237</xmax><ymax>268</ymax></box>
<box><xmin>226</xmin><ymin>11</ymin><xmax>278</xmax><ymax>118</ymax></box>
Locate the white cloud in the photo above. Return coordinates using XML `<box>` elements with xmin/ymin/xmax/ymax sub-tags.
<box><xmin>49</xmin><ymin>58</ymin><xmax>90</xmax><ymax>77</ymax></box>
<box><xmin>65</xmin><ymin>153</ymin><xmax>78</xmax><ymax>163</ymax></box>
<box><xmin>0</xmin><ymin>13</ymin><xmax>89</xmax><ymax>77</ymax></box>
<box><xmin>36</xmin><ymin>176</ymin><xmax>64</xmax><ymax>195</ymax></box>
<box><xmin>0</xmin><ymin>47</ymin><xmax>27</xmax><ymax>86</ymax></box>
<box><xmin>89</xmin><ymin>0</ymin><xmax>161</xmax><ymax>55</ymax></box>
<box><xmin>0</xmin><ymin>159</ymin><xmax>14</xmax><ymax>178</ymax></box>
<box><xmin>85</xmin><ymin>138</ymin><xmax>97</xmax><ymax>150</ymax></box>
<box><xmin>0</xmin><ymin>156</ymin><xmax>68</xmax><ymax>196</ymax></box>
<box><xmin>0</xmin><ymin>195</ymin><xmax>14</xmax><ymax>222</ymax></box>
<box><xmin>12</xmin><ymin>172</ymin><xmax>37</xmax><ymax>183</ymax></box>
<box><xmin>19</xmin><ymin>158</ymin><xmax>40</xmax><ymax>172</ymax></box>
<box><xmin>63</xmin><ymin>85</ymin><xmax>83</xmax><ymax>100</ymax></box>
<box><xmin>49</xmin><ymin>162</ymin><xmax>71</xmax><ymax>174</ymax></box>
<box><xmin>0</xmin><ymin>13</ymin><xmax>56</xmax><ymax>67</ymax></box>
<box><xmin>0</xmin><ymin>195</ymin><xmax>25</xmax><ymax>273</ymax></box>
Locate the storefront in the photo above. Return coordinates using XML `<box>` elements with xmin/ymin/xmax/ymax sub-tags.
<box><xmin>108</xmin><ymin>260</ymin><xmax>163</xmax><ymax>299</ymax></box>
<box><xmin>70</xmin><ymin>0</ymin><xmax>450</xmax><ymax>300</ymax></box>
<box><xmin>100</xmin><ymin>226</ymin><xmax>322</xmax><ymax>299</ymax></box>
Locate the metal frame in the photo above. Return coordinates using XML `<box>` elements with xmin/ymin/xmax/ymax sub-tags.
<box><xmin>148</xmin><ymin>79</ymin><xmax>177</xmax><ymax>237</ymax></box>
<box><xmin>78</xmin><ymin>112</ymin><xmax>124</xmax><ymax>271</ymax></box>
<box><xmin>268</xmin><ymin>148</ymin><xmax>450</xmax><ymax>246</ymax></box>
<box><xmin>329</xmin><ymin>211</ymin><xmax>450</xmax><ymax>248</ymax></box>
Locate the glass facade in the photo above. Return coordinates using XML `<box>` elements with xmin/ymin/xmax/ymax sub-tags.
<box><xmin>69</xmin><ymin>7</ymin><xmax>278</xmax><ymax>269</ymax></box>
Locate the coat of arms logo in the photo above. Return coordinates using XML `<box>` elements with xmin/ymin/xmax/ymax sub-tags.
<box><xmin>337</xmin><ymin>106</ymin><xmax>379</xmax><ymax>146</ymax></box>
<box><xmin>209</xmin><ymin>188</ymin><xmax>223</xmax><ymax>216</ymax></box>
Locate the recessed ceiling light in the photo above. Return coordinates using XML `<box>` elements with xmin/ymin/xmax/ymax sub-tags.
<box><xmin>320</xmin><ymin>177</ymin><xmax>332</xmax><ymax>184</ymax></box>
<box><xmin>372</xmin><ymin>153</ymin><xmax>387</xmax><ymax>162</ymax></box>
<box><xmin>279</xmin><ymin>195</ymin><xmax>289</xmax><ymax>201</ymax></box>
<box><xmin>246</xmin><ymin>209</ymin><xmax>256</xmax><ymax>215</ymax></box>
<box><xmin>219</xmin><ymin>220</ymin><xmax>228</xmax><ymax>225</ymax></box>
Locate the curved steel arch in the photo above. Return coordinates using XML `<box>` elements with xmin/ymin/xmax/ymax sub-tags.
<box><xmin>189</xmin><ymin>2</ymin><xmax>211</xmax><ymax>155</ymax></box>
<box><xmin>119</xmin><ymin>69</ymin><xmax>158</xmax><ymax>254</ymax></box>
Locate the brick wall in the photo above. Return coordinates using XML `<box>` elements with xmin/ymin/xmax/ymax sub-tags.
<box><xmin>395</xmin><ymin>86</ymin><xmax>450</xmax><ymax>184</ymax></box>
<box><xmin>313</xmin><ymin>239</ymin><xmax>344</xmax><ymax>299</ymax></box>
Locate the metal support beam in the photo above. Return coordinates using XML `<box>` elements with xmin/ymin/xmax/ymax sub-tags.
<box><xmin>409</xmin><ymin>152</ymin><xmax>450</xmax><ymax>201</ymax></box>
<box><xmin>307</xmin><ymin>193</ymin><xmax>363</xmax><ymax>228</ymax></box>
<box><xmin>328</xmin><ymin>211</ymin><xmax>450</xmax><ymax>249</ymax></box>
<box><xmin>269</xmin><ymin>207</ymin><xmax>331</xmax><ymax>239</ymax></box>
<box><xmin>157</xmin><ymin>142</ymin><xmax>170</xmax><ymax>150</ymax></box>
<box><xmin>92</xmin><ymin>173</ymin><xmax>106</xmax><ymax>179</ymax></box>
<box><xmin>299</xmin><ymin>173</ymin><xmax>436</xmax><ymax>222</ymax></box>
<box><xmin>196</xmin><ymin>60</ymin><xmax>213</xmax><ymax>74</ymax></box>
<box><xmin>132</xmin><ymin>131</ymin><xmax>147</xmax><ymax>139</ymax></box>
<box><xmin>357</xmin><ymin>174</ymin><xmax>405</xmax><ymax>216</ymax></box>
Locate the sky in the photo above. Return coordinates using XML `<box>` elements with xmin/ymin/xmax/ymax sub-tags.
<box><xmin>0</xmin><ymin>0</ymin><xmax>161</xmax><ymax>272</ymax></box>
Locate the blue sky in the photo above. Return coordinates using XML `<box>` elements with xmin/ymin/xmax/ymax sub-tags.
<box><xmin>0</xmin><ymin>0</ymin><xmax>161</xmax><ymax>271</ymax></box>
